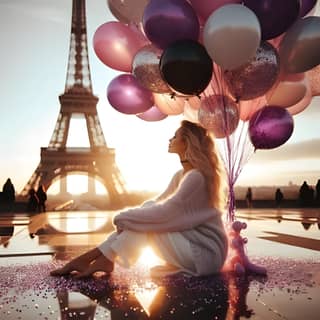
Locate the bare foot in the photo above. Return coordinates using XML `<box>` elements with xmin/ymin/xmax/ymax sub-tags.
<box><xmin>50</xmin><ymin>248</ymin><xmax>102</xmax><ymax>276</ymax></box>
<box><xmin>73</xmin><ymin>255</ymin><xmax>114</xmax><ymax>279</ymax></box>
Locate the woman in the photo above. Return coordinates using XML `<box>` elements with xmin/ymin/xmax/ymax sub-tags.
<box><xmin>51</xmin><ymin>120</ymin><xmax>228</xmax><ymax>278</ymax></box>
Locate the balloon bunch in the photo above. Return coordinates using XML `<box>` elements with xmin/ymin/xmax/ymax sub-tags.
<box><xmin>93</xmin><ymin>0</ymin><xmax>320</xmax><ymax>213</ymax></box>
<box><xmin>94</xmin><ymin>0</ymin><xmax>320</xmax><ymax>276</ymax></box>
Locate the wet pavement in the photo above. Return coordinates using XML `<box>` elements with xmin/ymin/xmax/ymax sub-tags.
<box><xmin>0</xmin><ymin>208</ymin><xmax>319</xmax><ymax>319</ymax></box>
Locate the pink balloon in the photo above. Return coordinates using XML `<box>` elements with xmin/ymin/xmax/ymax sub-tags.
<box><xmin>137</xmin><ymin>106</ymin><xmax>168</xmax><ymax>121</ymax></box>
<box><xmin>107</xmin><ymin>74</ymin><xmax>154</xmax><ymax>114</ymax></box>
<box><xmin>153</xmin><ymin>93</ymin><xmax>185</xmax><ymax>115</ymax></box>
<box><xmin>238</xmin><ymin>96</ymin><xmax>267</xmax><ymax>121</ymax></box>
<box><xmin>266</xmin><ymin>73</ymin><xmax>308</xmax><ymax>108</ymax></box>
<box><xmin>93</xmin><ymin>21</ymin><xmax>147</xmax><ymax>72</ymax></box>
<box><xmin>183</xmin><ymin>103</ymin><xmax>199</xmax><ymax>122</ymax></box>
<box><xmin>189</xmin><ymin>0</ymin><xmax>242</xmax><ymax>21</ymax></box>
<box><xmin>286</xmin><ymin>84</ymin><xmax>312</xmax><ymax>116</ymax></box>
<box><xmin>185</xmin><ymin>95</ymin><xmax>202</xmax><ymax>110</ymax></box>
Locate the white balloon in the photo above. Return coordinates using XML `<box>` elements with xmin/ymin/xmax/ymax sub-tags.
<box><xmin>203</xmin><ymin>4</ymin><xmax>261</xmax><ymax>70</ymax></box>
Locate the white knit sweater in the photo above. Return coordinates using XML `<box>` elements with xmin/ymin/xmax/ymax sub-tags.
<box><xmin>113</xmin><ymin>169</ymin><xmax>228</xmax><ymax>276</ymax></box>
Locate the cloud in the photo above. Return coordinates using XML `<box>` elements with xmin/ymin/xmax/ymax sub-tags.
<box><xmin>0</xmin><ymin>1</ymin><xmax>69</xmax><ymax>24</ymax></box>
<box><xmin>250</xmin><ymin>139</ymin><xmax>320</xmax><ymax>163</ymax></box>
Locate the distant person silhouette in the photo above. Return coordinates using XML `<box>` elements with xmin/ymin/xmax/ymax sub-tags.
<box><xmin>245</xmin><ymin>187</ymin><xmax>253</xmax><ymax>209</ymax></box>
<box><xmin>2</xmin><ymin>178</ymin><xmax>15</xmax><ymax>211</ymax></box>
<box><xmin>27</xmin><ymin>188</ymin><xmax>39</xmax><ymax>213</ymax></box>
<box><xmin>275</xmin><ymin>188</ymin><xmax>284</xmax><ymax>208</ymax></box>
<box><xmin>299</xmin><ymin>181</ymin><xmax>310</xmax><ymax>207</ymax></box>
<box><xmin>307</xmin><ymin>187</ymin><xmax>314</xmax><ymax>207</ymax></box>
<box><xmin>0</xmin><ymin>225</ymin><xmax>14</xmax><ymax>247</ymax></box>
<box><xmin>316</xmin><ymin>179</ymin><xmax>320</xmax><ymax>204</ymax></box>
<box><xmin>36</xmin><ymin>185</ymin><xmax>47</xmax><ymax>212</ymax></box>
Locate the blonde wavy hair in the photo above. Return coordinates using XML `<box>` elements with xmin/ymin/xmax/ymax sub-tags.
<box><xmin>179</xmin><ymin>120</ymin><xmax>227</xmax><ymax>211</ymax></box>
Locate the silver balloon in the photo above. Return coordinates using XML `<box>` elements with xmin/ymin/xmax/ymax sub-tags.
<box><xmin>224</xmin><ymin>42</ymin><xmax>280</xmax><ymax>101</ymax></box>
<box><xmin>279</xmin><ymin>16</ymin><xmax>320</xmax><ymax>73</ymax></box>
<box><xmin>133</xmin><ymin>45</ymin><xmax>171</xmax><ymax>93</ymax></box>
<box><xmin>198</xmin><ymin>94</ymin><xmax>240</xmax><ymax>138</ymax></box>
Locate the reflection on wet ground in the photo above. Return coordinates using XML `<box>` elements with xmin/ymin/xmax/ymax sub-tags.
<box><xmin>0</xmin><ymin>209</ymin><xmax>319</xmax><ymax>319</ymax></box>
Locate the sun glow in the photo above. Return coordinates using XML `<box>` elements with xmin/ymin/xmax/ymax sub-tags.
<box><xmin>48</xmin><ymin>212</ymin><xmax>109</xmax><ymax>233</ymax></box>
<box><xmin>134</xmin><ymin>284</ymin><xmax>160</xmax><ymax>317</ymax></box>
<box><xmin>137</xmin><ymin>246</ymin><xmax>164</xmax><ymax>269</ymax></box>
<box><xmin>48</xmin><ymin>175</ymin><xmax>107</xmax><ymax>195</ymax></box>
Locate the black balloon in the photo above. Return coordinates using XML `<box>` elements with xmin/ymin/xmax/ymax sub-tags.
<box><xmin>159</xmin><ymin>40</ymin><xmax>213</xmax><ymax>95</ymax></box>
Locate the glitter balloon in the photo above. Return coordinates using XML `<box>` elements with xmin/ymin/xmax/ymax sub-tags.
<box><xmin>224</xmin><ymin>42</ymin><xmax>280</xmax><ymax>101</ymax></box>
<box><xmin>306</xmin><ymin>64</ymin><xmax>320</xmax><ymax>97</ymax></box>
<box><xmin>198</xmin><ymin>94</ymin><xmax>239</xmax><ymax>138</ymax></box>
<box><xmin>132</xmin><ymin>45</ymin><xmax>170</xmax><ymax>93</ymax></box>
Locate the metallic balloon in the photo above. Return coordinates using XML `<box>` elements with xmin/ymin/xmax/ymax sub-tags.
<box><xmin>198</xmin><ymin>94</ymin><xmax>240</xmax><ymax>138</ymax></box>
<box><xmin>249</xmin><ymin>106</ymin><xmax>294</xmax><ymax>150</ymax></box>
<box><xmin>279</xmin><ymin>16</ymin><xmax>320</xmax><ymax>73</ymax></box>
<box><xmin>107</xmin><ymin>74</ymin><xmax>154</xmax><ymax>114</ymax></box>
<box><xmin>266</xmin><ymin>73</ymin><xmax>308</xmax><ymax>108</ymax></box>
<box><xmin>244</xmin><ymin>0</ymin><xmax>300</xmax><ymax>40</ymax></box>
<box><xmin>299</xmin><ymin>0</ymin><xmax>318</xmax><ymax>17</ymax></box>
<box><xmin>142</xmin><ymin>0</ymin><xmax>200</xmax><ymax>49</ymax></box>
<box><xmin>107</xmin><ymin>0</ymin><xmax>149</xmax><ymax>24</ymax></box>
<box><xmin>132</xmin><ymin>45</ymin><xmax>170</xmax><ymax>93</ymax></box>
<box><xmin>93</xmin><ymin>21</ymin><xmax>147</xmax><ymax>72</ymax></box>
<box><xmin>190</xmin><ymin>0</ymin><xmax>242</xmax><ymax>21</ymax></box>
<box><xmin>159</xmin><ymin>40</ymin><xmax>213</xmax><ymax>95</ymax></box>
<box><xmin>224</xmin><ymin>42</ymin><xmax>280</xmax><ymax>101</ymax></box>
<box><xmin>286</xmin><ymin>86</ymin><xmax>312</xmax><ymax>116</ymax></box>
<box><xmin>153</xmin><ymin>92</ymin><xmax>185</xmax><ymax>115</ymax></box>
<box><xmin>137</xmin><ymin>106</ymin><xmax>168</xmax><ymax>121</ymax></box>
<box><xmin>203</xmin><ymin>4</ymin><xmax>261</xmax><ymax>70</ymax></box>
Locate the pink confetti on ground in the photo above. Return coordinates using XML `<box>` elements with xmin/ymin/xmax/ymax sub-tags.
<box><xmin>0</xmin><ymin>257</ymin><xmax>318</xmax><ymax>302</ymax></box>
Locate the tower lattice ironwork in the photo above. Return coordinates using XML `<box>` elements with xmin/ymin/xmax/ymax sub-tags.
<box><xmin>21</xmin><ymin>0</ymin><xmax>127</xmax><ymax>203</ymax></box>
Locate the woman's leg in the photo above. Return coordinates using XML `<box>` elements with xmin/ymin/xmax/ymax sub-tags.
<box><xmin>50</xmin><ymin>233</ymin><xmax>120</xmax><ymax>276</ymax></box>
<box><xmin>74</xmin><ymin>231</ymin><xmax>149</xmax><ymax>278</ymax></box>
<box><xmin>50</xmin><ymin>247</ymin><xmax>102</xmax><ymax>276</ymax></box>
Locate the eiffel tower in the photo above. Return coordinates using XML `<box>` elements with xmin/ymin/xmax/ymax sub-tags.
<box><xmin>20</xmin><ymin>0</ymin><xmax>126</xmax><ymax>204</ymax></box>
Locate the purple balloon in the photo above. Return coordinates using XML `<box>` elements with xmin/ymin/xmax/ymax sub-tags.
<box><xmin>137</xmin><ymin>106</ymin><xmax>168</xmax><ymax>121</ymax></box>
<box><xmin>244</xmin><ymin>0</ymin><xmax>300</xmax><ymax>40</ymax></box>
<box><xmin>107</xmin><ymin>74</ymin><xmax>154</xmax><ymax>114</ymax></box>
<box><xmin>249</xmin><ymin>106</ymin><xmax>294</xmax><ymax>150</ymax></box>
<box><xmin>142</xmin><ymin>0</ymin><xmax>200</xmax><ymax>49</ymax></box>
<box><xmin>299</xmin><ymin>0</ymin><xmax>318</xmax><ymax>17</ymax></box>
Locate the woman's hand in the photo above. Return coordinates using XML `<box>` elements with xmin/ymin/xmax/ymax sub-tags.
<box><xmin>116</xmin><ymin>226</ymin><xmax>123</xmax><ymax>234</ymax></box>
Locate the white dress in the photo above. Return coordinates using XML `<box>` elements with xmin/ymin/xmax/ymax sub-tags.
<box><xmin>98</xmin><ymin>169</ymin><xmax>228</xmax><ymax>277</ymax></box>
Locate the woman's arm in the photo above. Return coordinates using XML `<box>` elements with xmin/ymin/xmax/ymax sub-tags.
<box><xmin>114</xmin><ymin>170</ymin><xmax>219</xmax><ymax>232</ymax></box>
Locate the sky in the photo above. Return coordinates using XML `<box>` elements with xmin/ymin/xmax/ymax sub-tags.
<box><xmin>0</xmin><ymin>0</ymin><xmax>319</xmax><ymax>195</ymax></box>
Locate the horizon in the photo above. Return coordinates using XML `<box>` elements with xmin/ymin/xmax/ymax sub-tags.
<box><xmin>0</xmin><ymin>1</ymin><xmax>319</xmax><ymax>195</ymax></box>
